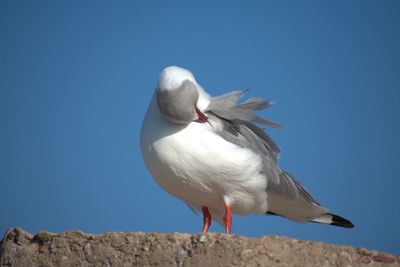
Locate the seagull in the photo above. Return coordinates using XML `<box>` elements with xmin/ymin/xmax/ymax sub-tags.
<box><xmin>140</xmin><ymin>65</ymin><xmax>354</xmax><ymax>234</ymax></box>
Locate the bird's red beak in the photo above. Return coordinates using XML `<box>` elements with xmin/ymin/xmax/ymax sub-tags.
<box><xmin>195</xmin><ymin>106</ymin><xmax>208</xmax><ymax>123</ymax></box>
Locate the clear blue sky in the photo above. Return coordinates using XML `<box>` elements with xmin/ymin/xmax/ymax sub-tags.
<box><xmin>1</xmin><ymin>1</ymin><xmax>399</xmax><ymax>256</ymax></box>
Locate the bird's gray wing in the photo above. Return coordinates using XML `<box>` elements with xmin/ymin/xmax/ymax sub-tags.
<box><xmin>206</xmin><ymin>90</ymin><xmax>326</xmax><ymax>221</ymax></box>
<box><xmin>206</xmin><ymin>90</ymin><xmax>283</xmax><ymax>130</ymax></box>
<box><xmin>206</xmin><ymin>90</ymin><xmax>282</xmax><ymax>161</ymax></box>
<box><xmin>207</xmin><ymin>113</ymin><xmax>281</xmax><ymax>183</ymax></box>
<box><xmin>267</xmin><ymin>171</ymin><xmax>328</xmax><ymax>222</ymax></box>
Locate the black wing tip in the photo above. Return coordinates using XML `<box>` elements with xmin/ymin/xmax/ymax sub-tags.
<box><xmin>266</xmin><ymin>211</ymin><xmax>355</xmax><ymax>228</ymax></box>
<box><xmin>329</xmin><ymin>213</ymin><xmax>355</xmax><ymax>228</ymax></box>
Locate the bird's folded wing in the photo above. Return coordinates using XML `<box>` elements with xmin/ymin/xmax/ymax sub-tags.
<box><xmin>206</xmin><ymin>89</ymin><xmax>282</xmax><ymax>161</ymax></box>
<box><xmin>206</xmin><ymin>90</ymin><xmax>321</xmax><ymax>209</ymax></box>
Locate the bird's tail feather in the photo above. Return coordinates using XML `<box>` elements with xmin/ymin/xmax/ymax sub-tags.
<box><xmin>311</xmin><ymin>213</ymin><xmax>354</xmax><ymax>228</ymax></box>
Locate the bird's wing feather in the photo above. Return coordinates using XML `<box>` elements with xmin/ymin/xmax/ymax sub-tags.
<box><xmin>206</xmin><ymin>90</ymin><xmax>283</xmax><ymax>129</ymax></box>
<box><xmin>207</xmin><ymin>114</ymin><xmax>281</xmax><ymax>184</ymax></box>
<box><xmin>206</xmin><ymin>90</ymin><xmax>325</xmax><ymax>220</ymax></box>
<box><xmin>206</xmin><ymin>90</ymin><xmax>281</xmax><ymax>160</ymax></box>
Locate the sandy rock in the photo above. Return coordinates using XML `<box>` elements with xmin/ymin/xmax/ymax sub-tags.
<box><xmin>0</xmin><ymin>227</ymin><xmax>398</xmax><ymax>267</ymax></box>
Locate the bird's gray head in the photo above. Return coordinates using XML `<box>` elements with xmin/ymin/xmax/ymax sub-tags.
<box><xmin>157</xmin><ymin>66</ymin><xmax>207</xmax><ymax>124</ymax></box>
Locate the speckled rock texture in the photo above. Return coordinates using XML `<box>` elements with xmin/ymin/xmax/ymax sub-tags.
<box><xmin>0</xmin><ymin>227</ymin><xmax>398</xmax><ymax>267</ymax></box>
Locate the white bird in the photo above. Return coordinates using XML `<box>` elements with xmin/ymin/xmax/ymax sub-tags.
<box><xmin>140</xmin><ymin>66</ymin><xmax>353</xmax><ymax>234</ymax></box>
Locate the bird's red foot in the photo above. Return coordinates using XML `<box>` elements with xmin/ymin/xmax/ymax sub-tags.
<box><xmin>201</xmin><ymin>206</ymin><xmax>211</xmax><ymax>233</ymax></box>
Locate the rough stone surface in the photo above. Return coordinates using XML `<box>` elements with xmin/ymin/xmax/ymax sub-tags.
<box><xmin>0</xmin><ymin>227</ymin><xmax>398</xmax><ymax>267</ymax></box>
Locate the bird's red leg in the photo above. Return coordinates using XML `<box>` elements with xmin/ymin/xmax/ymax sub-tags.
<box><xmin>223</xmin><ymin>202</ymin><xmax>232</xmax><ymax>234</ymax></box>
<box><xmin>201</xmin><ymin>206</ymin><xmax>211</xmax><ymax>233</ymax></box>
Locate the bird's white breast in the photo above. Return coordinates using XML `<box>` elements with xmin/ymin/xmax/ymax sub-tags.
<box><xmin>140</xmin><ymin>95</ymin><xmax>269</xmax><ymax>215</ymax></box>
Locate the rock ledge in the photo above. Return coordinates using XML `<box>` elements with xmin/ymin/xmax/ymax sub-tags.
<box><xmin>0</xmin><ymin>227</ymin><xmax>398</xmax><ymax>266</ymax></box>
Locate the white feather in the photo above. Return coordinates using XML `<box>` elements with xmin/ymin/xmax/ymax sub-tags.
<box><xmin>141</xmin><ymin>94</ymin><xmax>269</xmax><ymax>222</ymax></box>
